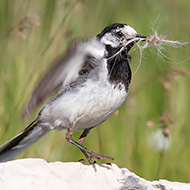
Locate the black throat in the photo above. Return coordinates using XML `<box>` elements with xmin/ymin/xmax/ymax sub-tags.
<box><xmin>105</xmin><ymin>45</ymin><xmax>132</xmax><ymax>92</ymax></box>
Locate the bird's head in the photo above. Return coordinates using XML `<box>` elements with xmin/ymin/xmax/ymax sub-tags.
<box><xmin>97</xmin><ymin>23</ymin><xmax>146</xmax><ymax>53</ymax></box>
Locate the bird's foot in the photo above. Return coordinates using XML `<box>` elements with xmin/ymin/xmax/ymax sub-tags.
<box><xmin>79</xmin><ymin>151</ymin><xmax>114</xmax><ymax>165</ymax></box>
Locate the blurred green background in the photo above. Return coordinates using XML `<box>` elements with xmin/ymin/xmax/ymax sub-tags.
<box><xmin>0</xmin><ymin>0</ymin><xmax>190</xmax><ymax>182</ymax></box>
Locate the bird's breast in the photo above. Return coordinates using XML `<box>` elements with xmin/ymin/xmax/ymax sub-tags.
<box><xmin>68</xmin><ymin>76</ymin><xmax>128</xmax><ymax>131</ymax></box>
<box><xmin>73</xmin><ymin>79</ymin><xmax>128</xmax><ymax>131</ymax></box>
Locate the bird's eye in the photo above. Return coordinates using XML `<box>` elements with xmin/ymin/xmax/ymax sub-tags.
<box><xmin>116</xmin><ymin>31</ymin><xmax>123</xmax><ymax>37</ymax></box>
<box><xmin>79</xmin><ymin>69</ymin><xmax>89</xmax><ymax>75</ymax></box>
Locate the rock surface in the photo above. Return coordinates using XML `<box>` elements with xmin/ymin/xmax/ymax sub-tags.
<box><xmin>0</xmin><ymin>158</ymin><xmax>189</xmax><ymax>190</ymax></box>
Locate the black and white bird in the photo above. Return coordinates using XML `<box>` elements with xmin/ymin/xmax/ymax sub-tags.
<box><xmin>0</xmin><ymin>23</ymin><xmax>146</xmax><ymax>163</ymax></box>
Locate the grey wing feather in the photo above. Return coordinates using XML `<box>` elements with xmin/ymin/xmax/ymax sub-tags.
<box><xmin>22</xmin><ymin>41</ymin><xmax>87</xmax><ymax>119</ymax></box>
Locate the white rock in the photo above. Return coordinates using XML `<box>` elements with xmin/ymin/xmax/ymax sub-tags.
<box><xmin>0</xmin><ymin>158</ymin><xmax>189</xmax><ymax>190</ymax></box>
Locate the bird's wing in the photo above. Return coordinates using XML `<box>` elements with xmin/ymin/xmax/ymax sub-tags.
<box><xmin>22</xmin><ymin>39</ymin><xmax>103</xmax><ymax>119</ymax></box>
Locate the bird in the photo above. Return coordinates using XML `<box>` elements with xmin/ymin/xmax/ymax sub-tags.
<box><xmin>0</xmin><ymin>23</ymin><xmax>146</xmax><ymax>163</ymax></box>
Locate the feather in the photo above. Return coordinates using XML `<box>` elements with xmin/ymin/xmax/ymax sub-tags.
<box><xmin>0</xmin><ymin>119</ymin><xmax>50</xmax><ymax>162</ymax></box>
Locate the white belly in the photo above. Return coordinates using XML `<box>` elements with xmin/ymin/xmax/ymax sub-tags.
<box><xmin>41</xmin><ymin>78</ymin><xmax>128</xmax><ymax>131</ymax></box>
<box><xmin>71</xmin><ymin>80</ymin><xmax>128</xmax><ymax>131</ymax></box>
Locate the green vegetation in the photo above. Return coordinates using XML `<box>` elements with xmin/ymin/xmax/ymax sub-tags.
<box><xmin>0</xmin><ymin>0</ymin><xmax>189</xmax><ymax>182</ymax></box>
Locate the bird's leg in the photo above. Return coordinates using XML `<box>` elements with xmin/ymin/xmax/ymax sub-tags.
<box><xmin>65</xmin><ymin>128</ymin><xmax>114</xmax><ymax>163</ymax></box>
<box><xmin>78</xmin><ymin>128</ymin><xmax>92</xmax><ymax>145</ymax></box>
<box><xmin>77</xmin><ymin>128</ymin><xmax>94</xmax><ymax>164</ymax></box>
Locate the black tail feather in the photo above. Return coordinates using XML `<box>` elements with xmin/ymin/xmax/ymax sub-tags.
<box><xmin>0</xmin><ymin>119</ymin><xmax>49</xmax><ymax>162</ymax></box>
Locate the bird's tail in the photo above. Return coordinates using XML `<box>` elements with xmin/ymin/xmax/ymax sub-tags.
<box><xmin>0</xmin><ymin>119</ymin><xmax>50</xmax><ymax>162</ymax></box>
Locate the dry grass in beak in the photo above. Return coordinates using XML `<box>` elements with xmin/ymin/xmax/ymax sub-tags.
<box><xmin>133</xmin><ymin>31</ymin><xmax>189</xmax><ymax>75</ymax></box>
<box><xmin>138</xmin><ymin>31</ymin><xmax>188</xmax><ymax>50</ymax></box>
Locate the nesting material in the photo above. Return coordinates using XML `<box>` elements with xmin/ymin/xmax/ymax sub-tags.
<box><xmin>133</xmin><ymin>32</ymin><xmax>188</xmax><ymax>74</ymax></box>
<box><xmin>138</xmin><ymin>32</ymin><xmax>187</xmax><ymax>50</ymax></box>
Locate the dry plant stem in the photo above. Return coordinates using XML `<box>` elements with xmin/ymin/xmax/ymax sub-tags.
<box><xmin>139</xmin><ymin>32</ymin><xmax>188</xmax><ymax>50</ymax></box>
<box><xmin>134</xmin><ymin>32</ymin><xmax>189</xmax><ymax>75</ymax></box>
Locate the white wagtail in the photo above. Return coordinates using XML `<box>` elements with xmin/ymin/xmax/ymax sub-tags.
<box><xmin>0</xmin><ymin>23</ymin><xmax>146</xmax><ymax>163</ymax></box>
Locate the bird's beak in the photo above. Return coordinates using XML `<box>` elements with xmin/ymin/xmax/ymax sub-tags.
<box><xmin>136</xmin><ymin>34</ymin><xmax>147</xmax><ymax>41</ymax></box>
<box><xmin>124</xmin><ymin>34</ymin><xmax>146</xmax><ymax>53</ymax></box>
